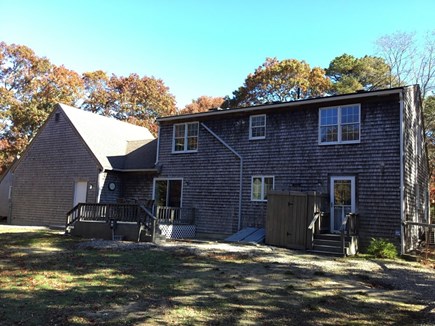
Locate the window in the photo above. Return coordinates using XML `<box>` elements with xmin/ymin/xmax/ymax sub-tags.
<box><xmin>249</xmin><ymin>115</ymin><xmax>266</xmax><ymax>140</ymax></box>
<box><xmin>173</xmin><ymin>122</ymin><xmax>199</xmax><ymax>153</ymax></box>
<box><xmin>154</xmin><ymin>178</ymin><xmax>182</xmax><ymax>207</ymax></box>
<box><xmin>251</xmin><ymin>176</ymin><xmax>274</xmax><ymax>201</ymax></box>
<box><xmin>319</xmin><ymin>104</ymin><xmax>360</xmax><ymax>144</ymax></box>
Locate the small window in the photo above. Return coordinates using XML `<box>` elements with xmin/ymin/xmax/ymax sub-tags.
<box><xmin>319</xmin><ymin>104</ymin><xmax>360</xmax><ymax>144</ymax></box>
<box><xmin>249</xmin><ymin>115</ymin><xmax>266</xmax><ymax>140</ymax></box>
<box><xmin>251</xmin><ymin>176</ymin><xmax>274</xmax><ymax>201</ymax></box>
<box><xmin>173</xmin><ymin>122</ymin><xmax>199</xmax><ymax>153</ymax></box>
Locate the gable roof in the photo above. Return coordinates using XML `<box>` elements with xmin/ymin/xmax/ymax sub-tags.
<box><xmin>58</xmin><ymin>103</ymin><xmax>156</xmax><ymax>171</ymax></box>
<box><xmin>158</xmin><ymin>86</ymin><xmax>410</xmax><ymax>123</ymax></box>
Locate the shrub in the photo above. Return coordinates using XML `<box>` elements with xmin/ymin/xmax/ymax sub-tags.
<box><xmin>366</xmin><ymin>238</ymin><xmax>398</xmax><ymax>259</ymax></box>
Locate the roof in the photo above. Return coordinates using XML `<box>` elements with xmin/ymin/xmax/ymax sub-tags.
<box><xmin>59</xmin><ymin>104</ymin><xmax>156</xmax><ymax>171</ymax></box>
<box><xmin>158</xmin><ymin>86</ymin><xmax>409</xmax><ymax>123</ymax></box>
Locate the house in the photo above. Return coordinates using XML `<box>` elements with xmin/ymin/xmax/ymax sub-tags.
<box><xmin>155</xmin><ymin>85</ymin><xmax>429</xmax><ymax>252</ymax></box>
<box><xmin>0</xmin><ymin>167</ymin><xmax>14</xmax><ymax>221</ymax></box>
<box><xmin>4</xmin><ymin>85</ymin><xmax>429</xmax><ymax>254</ymax></box>
<box><xmin>6</xmin><ymin>103</ymin><xmax>157</xmax><ymax>227</ymax></box>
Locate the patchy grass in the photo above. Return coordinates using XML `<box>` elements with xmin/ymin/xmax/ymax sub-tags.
<box><xmin>0</xmin><ymin>227</ymin><xmax>434</xmax><ymax>325</ymax></box>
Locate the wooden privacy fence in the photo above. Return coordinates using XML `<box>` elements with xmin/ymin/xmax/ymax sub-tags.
<box><xmin>265</xmin><ymin>191</ymin><xmax>321</xmax><ymax>250</ymax></box>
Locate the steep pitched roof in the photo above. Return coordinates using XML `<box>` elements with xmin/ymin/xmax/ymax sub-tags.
<box><xmin>58</xmin><ymin>104</ymin><xmax>156</xmax><ymax>171</ymax></box>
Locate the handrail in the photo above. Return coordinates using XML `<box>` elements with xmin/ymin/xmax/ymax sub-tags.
<box><xmin>308</xmin><ymin>211</ymin><xmax>322</xmax><ymax>230</ymax></box>
<box><xmin>65</xmin><ymin>203</ymin><xmax>83</xmax><ymax>233</ymax></box>
<box><xmin>340</xmin><ymin>213</ymin><xmax>358</xmax><ymax>256</ymax></box>
<box><xmin>137</xmin><ymin>203</ymin><xmax>158</xmax><ymax>242</ymax></box>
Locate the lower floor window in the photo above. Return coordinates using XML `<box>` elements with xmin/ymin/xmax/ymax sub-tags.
<box><xmin>251</xmin><ymin>176</ymin><xmax>274</xmax><ymax>201</ymax></box>
<box><xmin>154</xmin><ymin>179</ymin><xmax>182</xmax><ymax>207</ymax></box>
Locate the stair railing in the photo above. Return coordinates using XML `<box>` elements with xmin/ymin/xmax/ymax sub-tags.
<box><xmin>340</xmin><ymin>213</ymin><xmax>358</xmax><ymax>256</ymax></box>
<box><xmin>137</xmin><ymin>203</ymin><xmax>158</xmax><ymax>242</ymax></box>
<box><xmin>307</xmin><ymin>211</ymin><xmax>323</xmax><ymax>250</ymax></box>
<box><xmin>65</xmin><ymin>203</ymin><xmax>83</xmax><ymax>233</ymax></box>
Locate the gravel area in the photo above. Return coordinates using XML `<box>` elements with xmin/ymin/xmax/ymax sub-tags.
<box><xmin>77</xmin><ymin>238</ymin><xmax>435</xmax><ymax>304</ymax></box>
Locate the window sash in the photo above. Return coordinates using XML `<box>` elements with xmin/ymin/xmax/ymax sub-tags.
<box><xmin>249</xmin><ymin>115</ymin><xmax>266</xmax><ymax>139</ymax></box>
<box><xmin>251</xmin><ymin>176</ymin><xmax>274</xmax><ymax>201</ymax></box>
<box><xmin>173</xmin><ymin>122</ymin><xmax>198</xmax><ymax>152</ymax></box>
<box><xmin>319</xmin><ymin>105</ymin><xmax>360</xmax><ymax>144</ymax></box>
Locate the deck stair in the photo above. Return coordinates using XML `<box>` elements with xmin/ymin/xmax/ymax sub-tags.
<box><xmin>308</xmin><ymin>233</ymin><xmax>358</xmax><ymax>257</ymax></box>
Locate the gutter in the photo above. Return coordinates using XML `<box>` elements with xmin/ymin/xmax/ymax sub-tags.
<box><xmin>200</xmin><ymin>123</ymin><xmax>244</xmax><ymax>231</ymax></box>
<box><xmin>158</xmin><ymin>88</ymin><xmax>404</xmax><ymax>123</ymax></box>
<box><xmin>399</xmin><ymin>90</ymin><xmax>405</xmax><ymax>255</ymax></box>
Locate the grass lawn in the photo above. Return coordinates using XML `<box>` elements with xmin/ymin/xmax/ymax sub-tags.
<box><xmin>0</xmin><ymin>226</ymin><xmax>433</xmax><ymax>325</ymax></box>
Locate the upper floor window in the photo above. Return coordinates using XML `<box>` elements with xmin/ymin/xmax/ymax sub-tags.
<box><xmin>173</xmin><ymin>122</ymin><xmax>199</xmax><ymax>153</ymax></box>
<box><xmin>251</xmin><ymin>176</ymin><xmax>274</xmax><ymax>201</ymax></box>
<box><xmin>319</xmin><ymin>104</ymin><xmax>360</xmax><ymax>144</ymax></box>
<box><xmin>249</xmin><ymin>114</ymin><xmax>266</xmax><ymax>140</ymax></box>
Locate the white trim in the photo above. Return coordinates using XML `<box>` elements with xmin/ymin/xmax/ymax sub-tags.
<box><xmin>330</xmin><ymin>176</ymin><xmax>356</xmax><ymax>233</ymax></box>
<box><xmin>249</xmin><ymin>114</ymin><xmax>266</xmax><ymax>140</ymax></box>
<box><xmin>172</xmin><ymin>122</ymin><xmax>199</xmax><ymax>153</ymax></box>
<box><xmin>319</xmin><ymin>104</ymin><xmax>361</xmax><ymax>145</ymax></box>
<box><xmin>399</xmin><ymin>91</ymin><xmax>405</xmax><ymax>255</ymax></box>
<box><xmin>152</xmin><ymin>177</ymin><xmax>184</xmax><ymax>207</ymax></box>
<box><xmin>155</xmin><ymin>127</ymin><xmax>161</xmax><ymax>165</ymax></box>
<box><xmin>251</xmin><ymin>175</ymin><xmax>275</xmax><ymax>202</ymax></box>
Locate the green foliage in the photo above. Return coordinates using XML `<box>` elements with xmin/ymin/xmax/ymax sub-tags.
<box><xmin>366</xmin><ymin>238</ymin><xmax>398</xmax><ymax>259</ymax></box>
<box><xmin>326</xmin><ymin>54</ymin><xmax>397</xmax><ymax>94</ymax></box>
<box><xmin>226</xmin><ymin>57</ymin><xmax>331</xmax><ymax>108</ymax></box>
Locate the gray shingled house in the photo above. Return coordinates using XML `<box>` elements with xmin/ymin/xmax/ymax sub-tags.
<box><xmin>3</xmin><ymin>85</ymin><xmax>430</xmax><ymax>254</ymax></box>
<box><xmin>6</xmin><ymin>103</ymin><xmax>157</xmax><ymax>227</ymax></box>
<box><xmin>155</xmin><ymin>85</ymin><xmax>429</xmax><ymax>253</ymax></box>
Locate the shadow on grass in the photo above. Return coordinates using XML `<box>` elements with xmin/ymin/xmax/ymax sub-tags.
<box><xmin>0</xmin><ymin>230</ymin><xmax>433</xmax><ymax>325</ymax></box>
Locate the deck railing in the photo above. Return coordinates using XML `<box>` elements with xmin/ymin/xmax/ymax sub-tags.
<box><xmin>155</xmin><ymin>206</ymin><xmax>195</xmax><ymax>225</ymax></box>
<box><xmin>66</xmin><ymin>203</ymin><xmax>195</xmax><ymax>232</ymax></box>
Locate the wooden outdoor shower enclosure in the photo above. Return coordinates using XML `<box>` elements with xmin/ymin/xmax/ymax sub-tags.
<box><xmin>265</xmin><ymin>191</ymin><xmax>321</xmax><ymax>250</ymax></box>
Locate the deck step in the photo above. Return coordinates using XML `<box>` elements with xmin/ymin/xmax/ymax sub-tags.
<box><xmin>307</xmin><ymin>250</ymin><xmax>344</xmax><ymax>257</ymax></box>
<box><xmin>311</xmin><ymin>233</ymin><xmax>359</xmax><ymax>256</ymax></box>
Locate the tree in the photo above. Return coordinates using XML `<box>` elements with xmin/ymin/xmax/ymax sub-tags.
<box><xmin>226</xmin><ymin>58</ymin><xmax>331</xmax><ymax>108</ymax></box>
<box><xmin>375</xmin><ymin>30</ymin><xmax>435</xmax><ymax>98</ymax></box>
<box><xmin>81</xmin><ymin>73</ymin><xmax>177</xmax><ymax>135</ymax></box>
<box><xmin>0</xmin><ymin>42</ymin><xmax>83</xmax><ymax>173</ymax></box>
<box><xmin>181</xmin><ymin>96</ymin><xmax>224</xmax><ymax>114</ymax></box>
<box><xmin>0</xmin><ymin>42</ymin><xmax>177</xmax><ymax>174</ymax></box>
<box><xmin>326</xmin><ymin>54</ymin><xmax>397</xmax><ymax>94</ymax></box>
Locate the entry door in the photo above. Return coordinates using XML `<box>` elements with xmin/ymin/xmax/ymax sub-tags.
<box><xmin>73</xmin><ymin>181</ymin><xmax>88</xmax><ymax>207</ymax></box>
<box><xmin>330</xmin><ymin>177</ymin><xmax>355</xmax><ymax>233</ymax></box>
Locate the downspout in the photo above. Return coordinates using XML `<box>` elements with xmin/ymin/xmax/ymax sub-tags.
<box><xmin>200</xmin><ymin>123</ymin><xmax>244</xmax><ymax>231</ymax></box>
<box><xmin>155</xmin><ymin>127</ymin><xmax>161</xmax><ymax>166</ymax></box>
<box><xmin>399</xmin><ymin>91</ymin><xmax>405</xmax><ymax>255</ymax></box>
<box><xmin>96</xmin><ymin>169</ymin><xmax>104</xmax><ymax>203</ymax></box>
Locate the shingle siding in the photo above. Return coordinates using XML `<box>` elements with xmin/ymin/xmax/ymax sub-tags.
<box><xmin>157</xmin><ymin>91</ymin><xmax>421</xmax><ymax>248</ymax></box>
<box><xmin>10</xmin><ymin>108</ymin><xmax>100</xmax><ymax>226</ymax></box>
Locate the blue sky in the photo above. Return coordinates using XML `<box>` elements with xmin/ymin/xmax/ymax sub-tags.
<box><xmin>1</xmin><ymin>0</ymin><xmax>434</xmax><ymax>108</ymax></box>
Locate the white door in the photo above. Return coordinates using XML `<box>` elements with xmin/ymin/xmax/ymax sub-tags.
<box><xmin>330</xmin><ymin>177</ymin><xmax>355</xmax><ymax>233</ymax></box>
<box><xmin>73</xmin><ymin>181</ymin><xmax>88</xmax><ymax>207</ymax></box>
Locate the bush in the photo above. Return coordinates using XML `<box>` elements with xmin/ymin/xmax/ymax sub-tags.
<box><xmin>367</xmin><ymin>238</ymin><xmax>398</xmax><ymax>259</ymax></box>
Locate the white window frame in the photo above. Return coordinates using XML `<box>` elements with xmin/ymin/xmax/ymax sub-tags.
<box><xmin>319</xmin><ymin>104</ymin><xmax>361</xmax><ymax>145</ymax></box>
<box><xmin>172</xmin><ymin>122</ymin><xmax>199</xmax><ymax>153</ymax></box>
<box><xmin>249</xmin><ymin>114</ymin><xmax>266</xmax><ymax>140</ymax></box>
<box><xmin>251</xmin><ymin>176</ymin><xmax>274</xmax><ymax>202</ymax></box>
